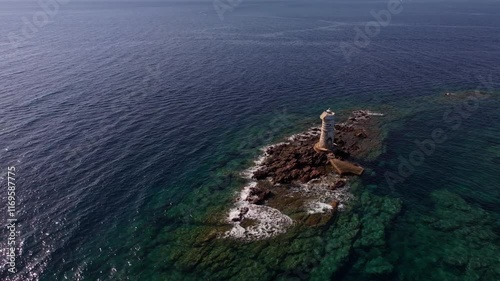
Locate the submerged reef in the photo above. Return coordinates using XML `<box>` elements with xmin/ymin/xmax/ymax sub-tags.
<box><xmin>391</xmin><ymin>190</ymin><xmax>500</xmax><ymax>281</ymax></box>
<box><xmin>165</xmin><ymin>180</ymin><xmax>402</xmax><ymax>281</ymax></box>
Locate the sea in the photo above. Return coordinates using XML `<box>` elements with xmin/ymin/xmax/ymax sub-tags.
<box><xmin>0</xmin><ymin>0</ymin><xmax>499</xmax><ymax>280</ymax></box>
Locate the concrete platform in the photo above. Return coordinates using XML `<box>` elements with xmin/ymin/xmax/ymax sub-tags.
<box><xmin>329</xmin><ymin>158</ymin><xmax>364</xmax><ymax>176</ymax></box>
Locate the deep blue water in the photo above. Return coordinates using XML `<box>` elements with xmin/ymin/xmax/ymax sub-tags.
<box><xmin>0</xmin><ymin>0</ymin><xmax>499</xmax><ymax>280</ymax></box>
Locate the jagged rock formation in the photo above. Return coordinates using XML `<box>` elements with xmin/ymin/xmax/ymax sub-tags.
<box><xmin>253</xmin><ymin>110</ymin><xmax>381</xmax><ymax>184</ymax></box>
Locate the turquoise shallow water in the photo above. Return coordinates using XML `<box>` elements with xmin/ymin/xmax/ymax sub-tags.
<box><xmin>0</xmin><ymin>0</ymin><xmax>499</xmax><ymax>280</ymax></box>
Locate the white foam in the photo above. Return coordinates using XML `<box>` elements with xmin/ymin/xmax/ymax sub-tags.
<box><xmin>223</xmin><ymin>202</ymin><xmax>293</xmax><ymax>241</ymax></box>
<box><xmin>286</xmin><ymin>127</ymin><xmax>321</xmax><ymax>142</ymax></box>
<box><xmin>292</xmin><ymin>176</ymin><xmax>353</xmax><ymax>212</ymax></box>
<box><xmin>237</xmin><ymin>182</ymin><xmax>256</xmax><ymax>202</ymax></box>
<box><xmin>365</xmin><ymin>111</ymin><xmax>384</xmax><ymax>116</ymax></box>
<box><xmin>225</xmin><ymin>138</ymin><xmax>298</xmax><ymax>241</ymax></box>
<box><xmin>307</xmin><ymin>202</ymin><xmax>334</xmax><ymax>214</ymax></box>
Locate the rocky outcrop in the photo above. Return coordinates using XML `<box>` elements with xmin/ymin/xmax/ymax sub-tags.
<box><xmin>224</xmin><ymin>109</ymin><xmax>384</xmax><ymax>241</ymax></box>
<box><xmin>245</xmin><ymin>185</ymin><xmax>273</xmax><ymax>205</ymax></box>
<box><xmin>253</xmin><ymin>110</ymin><xmax>379</xmax><ymax>184</ymax></box>
<box><xmin>254</xmin><ymin>136</ymin><xmax>328</xmax><ymax>184</ymax></box>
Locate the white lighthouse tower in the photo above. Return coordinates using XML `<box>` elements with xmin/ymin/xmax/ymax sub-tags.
<box><xmin>314</xmin><ymin>108</ymin><xmax>335</xmax><ymax>152</ymax></box>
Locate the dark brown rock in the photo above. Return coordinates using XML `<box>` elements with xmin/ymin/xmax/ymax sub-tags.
<box><xmin>252</xmin><ymin>109</ymin><xmax>379</xmax><ymax>184</ymax></box>
<box><xmin>253</xmin><ymin>169</ymin><xmax>268</xmax><ymax>180</ymax></box>
<box><xmin>334</xmin><ymin>180</ymin><xmax>346</xmax><ymax>189</ymax></box>
<box><xmin>246</xmin><ymin>186</ymin><xmax>273</xmax><ymax>205</ymax></box>
<box><xmin>356</xmin><ymin>131</ymin><xmax>368</xmax><ymax>138</ymax></box>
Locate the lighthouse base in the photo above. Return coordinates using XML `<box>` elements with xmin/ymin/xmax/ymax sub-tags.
<box><xmin>313</xmin><ymin>142</ymin><xmax>332</xmax><ymax>153</ymax></box>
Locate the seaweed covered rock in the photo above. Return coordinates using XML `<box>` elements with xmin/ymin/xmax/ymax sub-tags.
<box><xmin>379</xmin><ymin>189</ymin><xmax>500</xmax><ymax>281</ymax></box>
<box><xmin>310</xmin><ymin>187</ymin><xmax>402</xmax><ymax>280</ymax></box>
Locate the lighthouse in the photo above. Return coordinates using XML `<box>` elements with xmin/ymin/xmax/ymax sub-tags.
<box><xmin>314</xmin><ymin>108</ymin><xmax>335</xmax><ymax>152</ymax></box>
